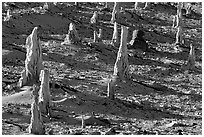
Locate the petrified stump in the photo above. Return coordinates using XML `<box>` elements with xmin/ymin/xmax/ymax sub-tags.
<box><xmin>143</xmin><ymin>2</ymin><xmax>151</xmax><ymax>9</ymax></box>
<box><xmin>4</xmin><ymin>9</ymin><xmax>11</xmax><ymax>21</ymax></box>
<box><xmin>175</xmin><ymin>26</ymin><xmax>183</xmax><ymax>45</ymax></box>
<box><xmin>19</xmin><ymin>27</ymin><xmax>44</xmax><ymax>87</ymax></box>
<box><xmin>90</xmin><ymin>11</ymin><xmax>98</xmax><ymax>24</ymax></box>
<box><xmin>175</xmin><ymin>2</ymin><xmax>182</xmax><ymax>28</ymax></box>
<box><xmin>113</xmin><ymin>26</ymin><xmax>129</xmax><ymax>81</ymax></box>
<box><xmin>62</xmin><ymin>23</ymin><xmax>80</xmax><ymax>45</ymax></box>
<box><xmin>93</xmin><ymin>30</ymin><xmax>98</xmax><ymax>43</ymax></box>
<box><xmin>81</xmin><ymin>113</ymin><xmax>85</xmax><ymax>128</ymax></box>
<box><xmin>98</xmin><ymin>28</ymin><xmax>103</xmax><ymax>42</ymax></box>
<box><xmin>74</xmin><ymin>2</ymin><xmax>79</xmax><ymax>6</ymax></box>
<box><xmin>111</xmin><ymin>2</ymin><xmax>120</xmax><ymax>23</ymax></box>
<box><xmin>111</xmin><ymin>22</ymin><xmax>119</xmax><ymax>47</ymax></box>
<box><xmin>134</xmin><ymin>2</ymin><xmax>138</xmax><ymax>10</ymax></box>
<box><xmin>129</xmin><ymin>30</ymin><xmax>148</xmax><ymax>51</ymax></box>
<box><xmin>90</xmin><ymin>11</ymin><xmax>100</xmax><ymax>42</ymax></box>
<box><xmin>172</xmin><ymin>15</ymin><xmax>176</xmax><ymax>28</ymax></box>
<box><xmin>129</xmin><ymin>29</ymin><xmax>137</xmax><ymax>45</ymax></box>
<box><xmin>186</xmin><ymin>44</ymin><xmax>195</xmax><ymax>70</ymax></box>
<box><xmin>105</xmin><ymin>2</ymin><xmax>108</xmax><ymax>8</ymax></box>
<box><xmin>107</xmin><ymin>75</ymin><xmax>118</xmax><ymax>100</ymax></box>
<box><xmin>94</xmin><ymin>28</ymin><xmax>103</xmax><ymax>42</ymax></box>
<box><xmin>43</xmin><ymin>2</ymin><xmax>48</xmax><ymax>10</ymax></box>
<box><xmin>38</xmin><ymin>69</ymin><xmax>51</xmax><ymax>116</ymax></box>
<box><xmin>175</xmin><ymin>14</ymin><xmax>181</xmax><ymax>28</ymax></box>
<box><xmin>28</xmin><ymin>85</ymin><xmax>45</xmax><ymax>135</ymax></box>
<box><xmin>185</xmin><ymin>3</ymin><xmax>192</xmax><ymax>15</ymax></box>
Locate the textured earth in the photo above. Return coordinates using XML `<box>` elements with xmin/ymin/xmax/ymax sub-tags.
<box><xmin>2</xmin><ymin>2</ymin><xmax>202</xmax><ymax>135</ymax></box>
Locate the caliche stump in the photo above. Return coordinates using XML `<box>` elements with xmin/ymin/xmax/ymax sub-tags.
<box><xmin>175</xmin><ymin>2</ymin><xmax>182</xmax><ymax>28</ymax></box>
<box><xmin>90</xmin><ymin>11</ymin><xmax>101</xmax><ymax>43</ymax></box>
<box><xmin>107</xmin><ymin>75</ymin><xmax>118</xmax><ymax>100</ymax></box>
<box><xmin>90</xmin><ymin>11</ymin><xmax>98</xmax><ymax>24</ymax></box>
<box><xmin>186</xmin><ymin>44</ymin><xmax>196</xmax><ymax>70</ymax></box>
<box><xmin>113</xmin><ymin>25</ymin><xmax>129</xmax><ymax>81</ymax></box>
<box><xmin>38</xmin><ymin>69</ymin><xmax>52</xmax><ymax>116</ymax></box>
<box><xmin>19</xmin><ymin>27</ymin><xmax>44</xmax><ymax>87</ymax></box>
<box><xmin>111</xmin><ymin>22</ymin><xmax>119</xmax><ymax>47</ymax></box>
<box><xmin>175</xmin><ymin>26</ymin><xmax>184</xmax><ymax>45</ymax></box>
<box><xmin>61</xmin><ymin>23</ymin><xmax>80</xmax><ymax>45</ymax></box>
<box><xmin>98</xmin><ymin>28</ymin><xmax>103</xmax><ymax>42</ymax></box>
<box><xmin>129</xmin><ymin>29</ymin><xmax>148</xmax><ymax>51</ymax></box>
<box><xmin>111</xmin><ymin>2</ymin><xmax>120</xmax><ymax>23</ymax></box>
<box><xmin>28</xmin><ymin>85</ymin><xmax>45</xmax><ymax>135</ymax></box>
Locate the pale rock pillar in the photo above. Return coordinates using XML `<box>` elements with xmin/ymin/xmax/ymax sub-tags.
<box><xmin>175</xmin><ymin>26</ymin><xmax>183</xmax><ymax>45</ymax></box>
<box><xmin>19</xmin><ymin>27</ymin><xmax>44</xmax><ymax>87</ymax></box>
<box><xmin>134</xmin><ymin>2</ymin><xmax>138</xmax><ymax>10</ymax></box>
<box><xmin>186</xmin><ymin>44</ymin><xmax>195</xmax><ymax>70</ymax></box>
<box><xmin>175</xmin><ymin>2</ymin><xmax>182</xmax><ymax>28</ymax></box>
<box><xmin>97</xmin><ymin>28</ymin><xmax>103</xmax><ymax>42</ymax></box>
<box><xmin>105</xmin><ymin>2</ymin><xmax>108</xmax><ymax>8</ymax></box>
<box><xmin>62</xmin><ymin>23</ymin><xmax>80</xmax><ymax>45</ymax></box>
<box><xmin>28</xmin><ymin>85</ymin><xmax>45</xmax><ymax>135</ymax></box>
<box><xmin>113</xmin><ymin>26</ymin><xmax>129</xmax><ymax>81</ymax></box>
<box><xmin>90</xmin><ymin>11</ymin><xmax>98</xmax><ymax>24</ymax></box>
<box><xmin>38</xmin><ymin>69</ymin><xmax>51</xmax><ymax>116</ymax></box>
<box><xmin>111</xmin><ymin>2</ymin><xmax>120</xmax><ymax>23</ymax></box>
<box><xmin>111</xmin><ymin>22</ymin><xmax>119</xmax><ymax>47</ymax></box>
<box><xmin>172</xmin><ymin>15</ymin><xmax>176</xmax><ymax>28</ymax></box>
<box><xmin>93</xmin><ymin>30</ymin><xmax>98</xmax><ymax>42</ymax></box>
<box><xmin>175</xmin><ymin>2</ymin><xmax>184</xmax><ymax>45</ymax></box>
<box><xmin>107</xmin><ymin>75</ymin><xmax>118</xmax><ymax>100</ymax></box>
<box><xmin>4</xmin><ymin>9</ymin><xmax>11</xmax><ymax>21</ymax></box>
<box><xmin>186</xmin><ymin>3</ymin><xmax>192</xmax><ymax>15</ymax></box>
<box><xmin>43</xmin><ymin>2</ymin><xmax>48</xmax><ymax>10</ymax></box>
<box><xmin>90</xmin><ymin>11</ymin><xmax>99</xmax><ymax>42</ymax></box>
<box><xmin>143</xmin><ymin>2</ymin><xmax>151</xmax><ymax>9</ymax></box>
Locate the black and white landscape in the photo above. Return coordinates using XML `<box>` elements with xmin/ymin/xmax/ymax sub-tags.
<box><xmin>2</xmin><ymin>2</ymin><xmax>202</xmax><ymax>135</ymax></box>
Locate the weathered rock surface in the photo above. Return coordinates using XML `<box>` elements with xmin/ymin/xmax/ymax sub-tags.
<box><xmin>61</xmin><ymin>23</ymin><xmax>80</xmax><ymax>45</ymax></box>
<box><xmin>113</xmin><ymin>25</ymin><xmax>129</xmax><ymax>81</ymax></box>
<box><xmin>28</xmin><ymin>85</ymin><xmax>45</xmax><ymax>135</ymax></box>
<box><xmin>129</xmin><ymin>30</ymin><xmax>149</xmax><ymax>51</ymax></box>
<box><xmin>38</xmin><ymin>69</ymin><xmax>51</xmax><ymax>115</ymax></box>
<box><xmin>19</xmin><ymin>27</ymin><xmax>44</xmax><ymax>87</ymax></box>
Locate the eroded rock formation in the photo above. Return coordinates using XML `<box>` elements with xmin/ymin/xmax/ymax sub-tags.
<box><xmin>186</xmin><ymin>44</ymin><xmax>195</xmax><ymax>70</ymax></box>
<box><xmin>38</xmin><ymin>69</ymin><xmax>51</xmax><ymax>116</ymax></box>
<box><xmin>175</xmin><ymin>2</ymin><xmax>182</xmax><ymax>28</ymax></box>
<box><xmin>111</xmin><ymin>22</ymin><xmax>119</xmax><ymax>47</ymax></box>
<box><xmin>19</xmin><ymin>27</ymin><xmax>44</xmax><ymax>87</ymax></box>
<box><xmin>62</xmin><ymin>23</ymin><xmax>80</xmax><ymax>45</ymax></box>
<box><xmin>111</xmin><ymin>2</ymin><xmax>120</xmax><ymax>23</ymax></box>
<box><xmin>129</xmin><ymin>30</ymin><xmax>148</xmax><ymax>51</ymax></box>
<box><xmin>107</xmin><ymin>75</ymin><xmax>118</xmax><ymax>100</ymax></box>
<box><xmin>143</xmin><ymin>2</ymin><xmax>151</xmax><ymax>10</ymax></box>
<box><xmin>90</xmin><ymin>11</ymin><xmax>98</xmax><ymax>24</ymax></box>
<box><xmin>113</xmin><ymin>25</ymin><xmax>129</xmax><ymax>81</ymax></box>
<box><xmin>175</xmin><ymin>26</ymin><xmax>183</xmax><ymax>45</ymax></box>
<box><xmin>28</xmin><ymin>85</ymin><xmax>45</xmax><ymax>135</ymax></box>
<box><xmin>175</xmin><ymin>2</ymin><xmax>184</xmax><ymax>45</ymax></box>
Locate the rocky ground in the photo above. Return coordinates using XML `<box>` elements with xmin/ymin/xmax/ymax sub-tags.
<box><xmin>2</xmin><ymin>2</ymin><xmax>202</xmax><ymax>135</ymax></box>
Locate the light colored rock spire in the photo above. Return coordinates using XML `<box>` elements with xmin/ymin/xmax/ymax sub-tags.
<box><xmin>113</xmin><ymin>25</ymin><xmax>129</xmax><ymax>81</ymax></box>
<box><xmin>38</xmin><ymin>69</ymin><xmax>51</xmax><ymax>116</ymax></box>
<box><xmin>111</xmin><ymin>22</ymin><xmax>119</xmax><ymax>47</ymax></box>
<box><xmin>19</xmin><ymin>27</ymin><xmax>44</xmax><ymax>87</ymax></box>
<box><xmin>28</xmin><ymin>85</ymin><xmax>45</xmax><ymax>135</ymax></box>
<box><xmin>62</xmin><ymin>23</ymin><xmax>80</xmax><ymax>45</ymax></box>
